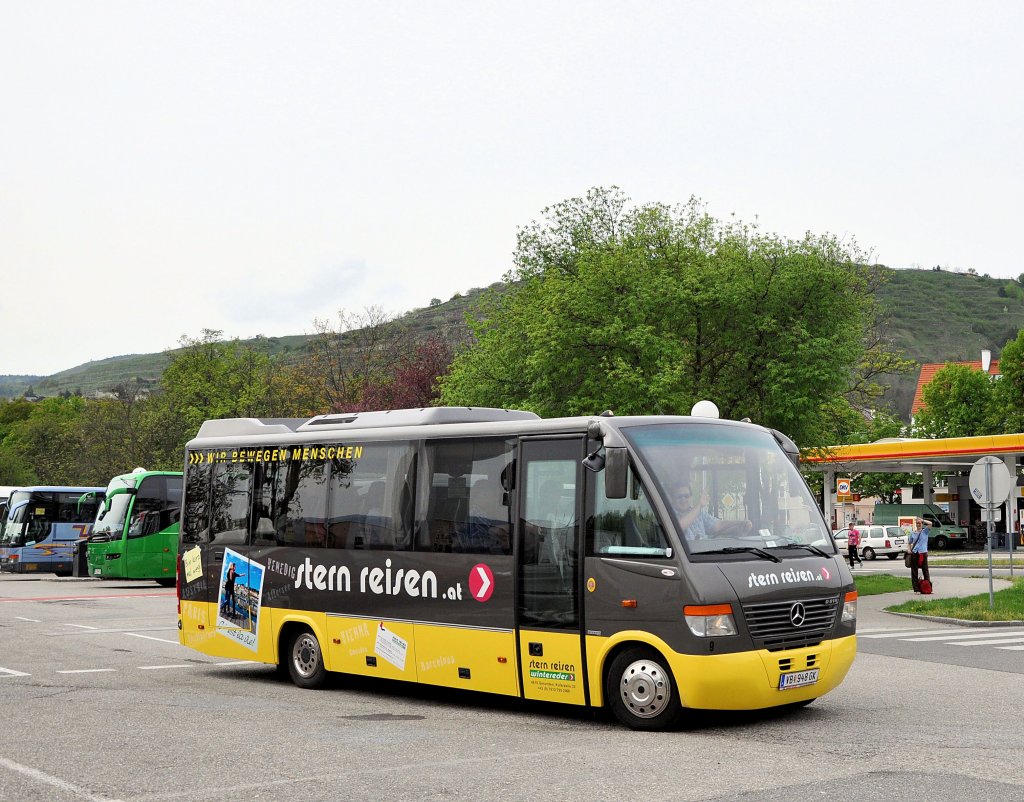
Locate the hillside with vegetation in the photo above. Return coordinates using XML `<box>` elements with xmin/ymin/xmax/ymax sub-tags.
<box><xmin>3</xmin><ymin>269</ymin><xmax>1023</xmax><ymax>420</ymax></box>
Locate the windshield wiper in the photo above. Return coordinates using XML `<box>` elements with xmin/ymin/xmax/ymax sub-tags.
<box><xmin>700</xmin><ymin>546</ymin><xmax>781</xmax><ymax>563</ymax></box>
<box><xmin>777</xmin><ymin>543</ymin><xmax>831</xmax><ymax>558</ymax></box>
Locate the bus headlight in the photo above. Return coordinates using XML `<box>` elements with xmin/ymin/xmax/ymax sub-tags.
<box><xmin>842</xmin><ymin>591</ymin><xmax>857</xmax><ymax>623</ymax></box>
<box><xmin>684</xmin><ymin>604</ymin><xmax>737</xmax><ymax>637</ymax></box>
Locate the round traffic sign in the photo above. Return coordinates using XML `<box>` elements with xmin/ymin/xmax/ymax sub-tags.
<box><xmin>968</xmin><ymin>456</ymin><xmax>1013</xmax><ymax>507</ymax></box>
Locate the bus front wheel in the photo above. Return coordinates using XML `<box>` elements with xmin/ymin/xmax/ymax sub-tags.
<box><xmin>286</xmin><ymin>627</ymin><xmax>327</xmax><ymax>689</ymax></box>
<box><xmin>606</xmin><ymin>647</ymin><xmax>681</xmax><ymax>731</ymax></box>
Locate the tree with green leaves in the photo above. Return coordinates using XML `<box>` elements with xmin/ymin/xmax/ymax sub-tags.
<box><xmin>2</xmin><ymin>396</ymin><xmax>88</xmax><ymax>484</ymax></box>
<box><xmin>911</xmin><ymin>363</ymin><xmax>1000</xmax><ymax>438</ymax></box>
<box><xmin>992</xmin><ymin>328</ymin><xmax>1024</xmax><ymax>433</ymax></box>
<box><xmin>160</xmin><ymin>330</ymin><xmax>274</xmax><ymax>438</ymax></box>
<box><xmin>441</xmin><ymin>188</ymin><xmax>902</xmax><ymax>446</ymax></box>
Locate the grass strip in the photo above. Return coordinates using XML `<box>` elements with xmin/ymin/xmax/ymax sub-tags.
<box><xmin>854</xmin><ymin>574</ymin><xmax>911</xmax><ymax>596</ymax></box>
<box><xmin>929</xmin><ymin>558</ymin><xmax>1019</xmax><ymax>568</ymax></box>
<box><xmin>885</xmin><ymin>578</ymin><xmax>1024</xmax><ymax>621</ymax></box>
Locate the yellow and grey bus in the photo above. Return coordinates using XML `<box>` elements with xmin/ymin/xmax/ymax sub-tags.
<box><xmin>177</xmin><ymin>406</ymin><xmax>856</xmax><ymax>729</ymax></box>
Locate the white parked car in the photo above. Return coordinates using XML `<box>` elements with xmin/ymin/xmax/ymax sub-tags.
<box><xmin>833</xmin><ymin>528</ymin><xmax>849</xmax><ymax>553</ymax></box>
<box><xmin>835</xmin><ymin>525</ymin><xmax>908</xmax><ymax>560</ymax></box>
<box><xmin>857</xmin><ymin>525</ymin><xmax>908</xmax><ymax>560</ymax></box>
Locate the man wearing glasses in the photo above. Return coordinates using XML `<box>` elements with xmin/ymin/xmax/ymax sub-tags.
<box><xmin>672</xmin><ymin>484</ymin><xmax>753</xmax><ymax>541</ymax></box>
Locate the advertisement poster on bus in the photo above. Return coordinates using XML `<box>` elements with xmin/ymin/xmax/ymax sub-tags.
<box><xmin>216</xmin><ymin>547</ymin><xmax>265</xmax><ymax>652</ymax></box>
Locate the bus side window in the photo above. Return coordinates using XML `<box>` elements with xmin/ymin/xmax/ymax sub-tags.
<box><xmin>421</xmin><ymin>438</ymin><xmax>514</xmax><ymax>555</ymax></box>
<box><xmin>183</xmin><ymin>458</ymin><xmax>212</xmax><ymax>544</ymax></box>
<box><xmin>586</xmin><ymin>467</ymin><xmax>670</xmax><ymax>558</ymax></box>
<box><xmin>208</xmin><ymin>462</ymin><xmax>253</xmax><ymax>545</ymax></box>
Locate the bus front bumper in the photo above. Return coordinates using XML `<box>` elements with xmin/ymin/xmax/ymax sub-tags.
<box><xmin>667</xmin><ymin>634</ymin><xmax>857</xmax><ymax>710</ymax></box>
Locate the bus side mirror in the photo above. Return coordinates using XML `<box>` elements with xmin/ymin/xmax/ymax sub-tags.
<box><xmin>771</xmin><ymin>428</ymin><xmax>801</xmax><ymax>469</ymax></box>
<box><xmin>604</xmin><ymin>447</ymin><xmax>628</xmax><ymax>499</ymax></box>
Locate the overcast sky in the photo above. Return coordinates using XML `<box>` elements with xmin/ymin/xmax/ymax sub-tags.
<box><xmin>2</xmin><ymin>2</ymin><xmax>1021</xmax><ymax>376</ymax></box>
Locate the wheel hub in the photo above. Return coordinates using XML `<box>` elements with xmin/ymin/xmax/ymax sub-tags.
<box><xmin>619</xmin><ymin>659</ymin><xmax>671</xmax><ymax>719</ymax></box>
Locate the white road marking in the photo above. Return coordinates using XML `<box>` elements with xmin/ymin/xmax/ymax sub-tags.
<box><xmin>858</xmin><ymin>629</ymin><xmax>964</xmax><ymax>638</ymax></box>
<box><xmin>125</xmin><ymin>632</ymin><xmax>179</xmax><ymax>644</ymax></box>
<box><xmin>0</xmin><ymin>666</ymin><xmax>31</xmax><ymax>677</ymax></box>
<box><xmin>65</xmin><ymin>623</ymin><xmax>98</xmax><ymax>630</ymax></box>
<box><xmin>15</xmin><ymin>616</ymin><xmax>40</xmax><ymax>622</ymax></box>
<box><xmin>901</xmin><ymin>629</ymin><xmax>1024</xmax><ymax>642</ymax></box>
<box><xmin>138</xmin><ymin>664</ymin><xmax>192</xmax><ymax>670</ymax></box>
<box><xmin>997</xmin><ymin>645</ymin><xmax>1024</xmax><ymax>650</ymax></box>
<box><xmin>0</xmin><ymin>755</ymin><xmax>124</xmax><ymax>802</ymax></box>
<box><xmin>212</xmin><ymin>660</ymin><xmax>260</xmax><ymax>666</ymax></box>
<box><xmin>56</xmin><ymin>669</ymin><xmax>117</xmax><ymax>674</ymax></box>
<box><xmin>950</xmin><ymin>636</ymin><xmax>1024</xmax><ymax>647</ymax></box>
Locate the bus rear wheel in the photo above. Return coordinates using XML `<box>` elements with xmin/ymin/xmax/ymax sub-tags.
<box><xmin>606</xmin><ymin>647</ymin><xmax>681</xmax><ymax>731</ymax></box>
<box><xmin>286</xmin><ymin>627</ymin><xmax>327</xmax><ymax>689</ymax></box>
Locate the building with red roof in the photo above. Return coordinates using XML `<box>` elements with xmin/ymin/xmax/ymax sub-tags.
<box><xmin>910</xmin><ymin>349</ymin><xmax>1001</xmax><ymax>416</ymax></box>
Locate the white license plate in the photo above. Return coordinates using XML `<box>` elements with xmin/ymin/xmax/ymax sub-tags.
<box><xmin>779</xmin><ymin>669</ymin><xmax>819</xmax><ymax>689</ymax></box>
<box><xmin>94</xmin><ymin>568</ymin><xmax>101</xmax><ymax>575</ymax></box>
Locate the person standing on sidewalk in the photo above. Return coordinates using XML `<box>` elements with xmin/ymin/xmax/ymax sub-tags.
<box><xmin>909</xmin><ymin>517</ymin><xmax>931</xmax><ymax>593</ymax></box>
<box><xmin>847</xmin><ymin>526</ymin><xmax>863</xmax><ymax>568</ymax></box>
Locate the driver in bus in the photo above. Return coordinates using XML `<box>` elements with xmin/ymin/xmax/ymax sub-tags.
<box><xmin>672</xmin><ymin>483</ymin><xmax>753</xmax><ymax>540</ymax></box>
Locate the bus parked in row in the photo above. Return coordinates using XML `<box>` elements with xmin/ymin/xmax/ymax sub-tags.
<box><xmin>177</xmin><ymin>406</ymin><xmax>856</xmax><ymax>730</ymax></box>
<box><xmin>87</xmin><ymin>469</ymin><xmax>183</xmax><ymax>586</ymax></box>
<box><xmin>0</xmin><ymin>486</ymin><xmax>106</xmax><ymax>575</ymax></box>
<box><xmin>0</xmin><ymin>486</ymin><xmax>18</xmax><ymax>525</ymax></box>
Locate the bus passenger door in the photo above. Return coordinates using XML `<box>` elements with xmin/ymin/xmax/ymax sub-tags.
<box><xmin>516</xmin><ymin>437</ymin><xmax>587</xmax><ymax>706</ymax></box>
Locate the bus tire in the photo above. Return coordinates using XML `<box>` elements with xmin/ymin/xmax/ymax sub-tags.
<box><xmin>934</xmin><ymin>535</ymin><xmax>948</xmax><ymax>550</ymax></box>
<box><xmin>606</xmin><ymin>647</ymin><xmax>681</xmax><ymax>731</ymax></box>
<box><xmin>286</xmin><ymin>627</ymin><xmax>327</xmax><ymax>689</ymax></box>
<box><xmin>155</xmin><ymin>578</ymin><xmax>176</xmax><ymax>587</ymax></box>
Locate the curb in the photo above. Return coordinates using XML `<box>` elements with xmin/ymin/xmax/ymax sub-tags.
<box><xmin>885</xmin><ymin>611</ymin><xmax>1024</xmax><ymax>628</ymax></box>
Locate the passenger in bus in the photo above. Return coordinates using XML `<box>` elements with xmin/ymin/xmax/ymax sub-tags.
<box><xmin>672</xmin><ymin>484</ymin><xmax>752</xmax><ymax>540</ymax></box>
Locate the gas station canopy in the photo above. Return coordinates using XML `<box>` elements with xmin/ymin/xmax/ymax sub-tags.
<box><xmin>801</xmin><ymin>432</ymin><xmax>1024</xmax><ymax>474</ymax></box>
<box><xmin>800</xmin><ymin>432</ymin><xmax>1024</xmax><ymax>533</ymax></box>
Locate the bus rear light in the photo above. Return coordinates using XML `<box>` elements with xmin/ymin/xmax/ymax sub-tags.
<box><xmin>684</xmin><ymin>604</ymin><xmax>737</xmax><ymax>637</ymax></box>
<box><xmin>621</xmin><ymin>599</ymin><xmax>637</xmax><ymax>608</ymax></box>
<box><xmin>842</xmin><ymin>590</ymin><xmax>858</xmax><ymax>623</ymax></box>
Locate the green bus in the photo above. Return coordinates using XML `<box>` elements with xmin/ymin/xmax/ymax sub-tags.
<box><xmin>88</xmin><ymin>470</ymin><xmax>183</xmax><ymax>586</ymax></box>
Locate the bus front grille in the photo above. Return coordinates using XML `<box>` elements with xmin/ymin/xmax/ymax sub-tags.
<box><xmin>741</xmin><ymin>595</ymin><xmax>840</xmax><ymax>652</ymax></box>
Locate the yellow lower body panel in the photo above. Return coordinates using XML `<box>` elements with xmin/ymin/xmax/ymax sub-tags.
<box><xmin>178</xmin><ymin>600</ymin><xmax>280</xmax><ymax>664</ymax></box>
<box><xmin>414</xmin><ymin>624</ymin><xmax>519</xmax><ymax>696</ymax></box>
<box><xmin>587</xmin><ymin>632</ymin><xmax>857</xmax><ymax>710</ymax></box>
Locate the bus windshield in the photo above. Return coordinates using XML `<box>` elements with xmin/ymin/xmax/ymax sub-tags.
<box><xmin>0</xmin><ymin>495</ymin><xmax>29</xmax><ymax>545</ymax></box>
<box><xmin>623</xmin><ymin>423</ymin><xmax>835</xmax><ymax>557</ymax></box>
<box><xmin>91</xmin><ymin>493</ymin><xmax>133</xmax><ymax>541</ymax></box>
